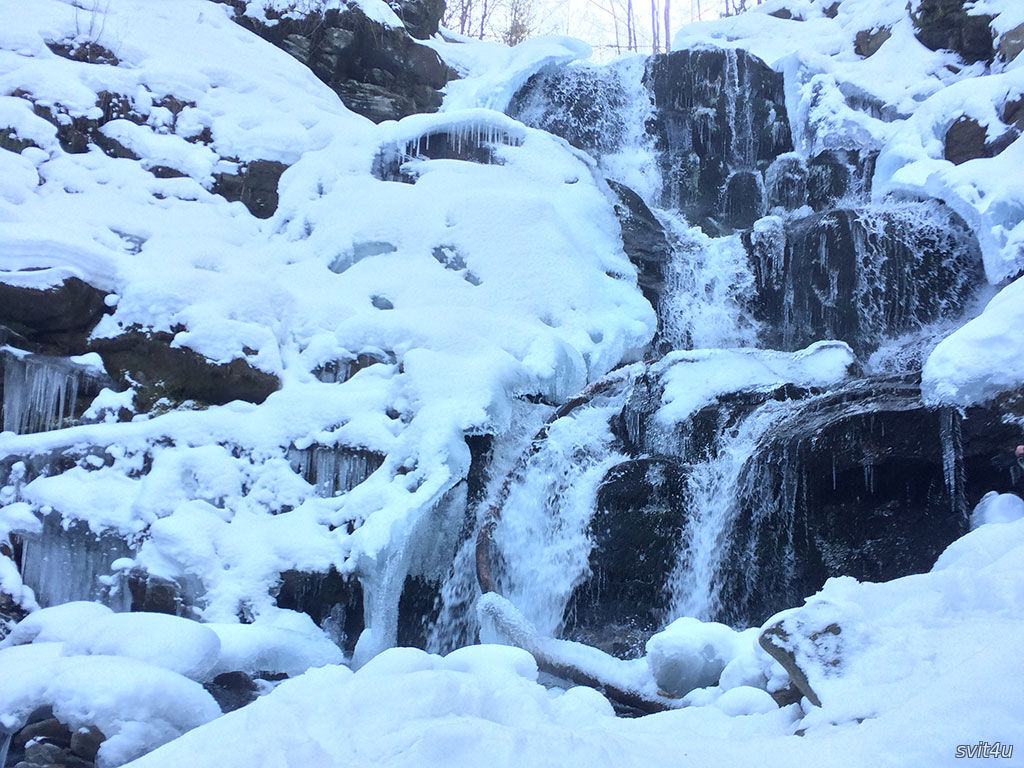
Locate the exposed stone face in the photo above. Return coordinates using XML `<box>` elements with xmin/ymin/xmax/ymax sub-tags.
<box><xmin>854</xmin><ymin>26</ymin><xmax>892</xmax><ymax>57</ymax></box>
<box><xmin>745</xmin><ymin>202</ymin><xmax>984</xmax><ymax>356</ymax></box>
<box><xmin>716</xmin><ymin>377</ymin><xmax>969</xmax><ymax>627</ymax></box>
<box><xmin>204</xmin><ymin>671</ymin><xmax>260</xmax><ymax>713</ymax></box>
<box><xmin>93</xmin><ymin>329</ymin><xmax>280</xmax><ymax>408</ymax></box>
<box><xmin>998</xmin><ymin>22</ymin><xmax>1024</xmax><ymax>63</ymax></box>
<box><xmin>607</xmin><ymin>180</ymin><xmax>671</xmax><ymax>313</ymax></box>
<box><xmin>223</xmin><ymin>5</ymin><xmax>453</xmax><ymax>123</ymax></box>
<box><xmin>0</xmin><ymin>278</ymin><xmax>109</xmax><ymax>355</ymax></box>
<box><xmin>911</xmin><ymin>0</ymin><xmax>994</xmax><ymax>64</ymax></box>
<box><xmin>563</xmin><ymin>456</ymin><xmax>689</xmax><ymax>658</ymax></box>
<box><xmin>275</xmin><ymin>568</ymin><xmax>364</xmax><ymax>655</ymax></box>
<box><xmin>212</xmin><ymin>159</ymin><xmax>289</xmax><ymax>219</ymax></box>
<box><xmin>643</xmin><ymin>48</ymin><xmax>792</xmax><ymax>232</ymax></box>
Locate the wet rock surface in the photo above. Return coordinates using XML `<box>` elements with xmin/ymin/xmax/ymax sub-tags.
<box><xmin>563</xmin><ymin>456</ymin><xmax>690</xmax><ymax>657</ymax></box>
<box><xmin>744</xmin><ymin>202</ymin><xmax>984</xmax><ymax>356</ymax></box>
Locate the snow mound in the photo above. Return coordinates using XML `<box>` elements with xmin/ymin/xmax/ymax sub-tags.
<box><xmin>645</xmin><ymin>617</ymin><xmax>747</xmax><ymax>697</ymax></box>
<box><xmin>0</xmin><ymin>601</ymin><xmax>113</xmax><ymax>648</ymax></box>
<box><xmin>121</xmin><ymin>520</ymin><xmax>1024</xmax><ymax>768</ymax></box>
<box><xmin>62</xmin><ymin>612</ymin><xmax>222</xmax><ymax>682</ymax></box>
<box><xmin>0</xmin><ymin>644</ymin><xmax>221</xmax><ymax>768</ymax></box>
<box><xmin>656</xmin><ymin>341</ymin><xmax>855</xmax><ymax>424</ymax></box>
<box><xmin>969</xmin><ymin>491</ymin><xmax>1024</xmax><ymax>530</ymax></box>
<box><xmin>922</xmin><ymin>275</ymin><xmax>1024</xmax><ymax>405</ymax></box>
<box><xmin>209</xmin><ymin>619</ymin><xmax>344</xmax><ymax>678</ymax></box>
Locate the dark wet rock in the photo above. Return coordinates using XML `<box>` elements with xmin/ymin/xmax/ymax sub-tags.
<box><xmin>223</xmin><ymin>5</ymin><xmax>452</xmax><ymax>123</ymax></box>
<box><xmin>607</xmin><ymin>181</ymin><xmax>671</xmax><ymax>311</ymax></box>
<box><xmin>0</xmin><ymin>279</ymin><xmax>109</xmax><ymax>355</ymax></box>
<box><xmin>212</xmin><ymin>159</ymin><xmax>288</xmax><ymax>219</ymax></box>
<box><xmin>1</xmin><ymin>128</ymin><xmax>37</xmax><ymax>154</ymax></box>
<box><xmin>13</xmin><ymin>718</ymin><xmax>72</xmax><ymax>749</ymax></box>
<box><xmin>715</xmin><ymin>376</ymin><xmax>970</xmax><ymax>626</ymax></box>
<box><xmin>0</xmin><ymin>589</ymin><xmax>29</xmax><ymax>640</ymax></box>
<box><xmin>128</xmin><ymin>573</ymin><xmax>184</xmax><ymax>615</ymax></box>
<box><xmin>643</xmin><ymin>48</ymin><xmax>792</xmax><ymax>231</ymax></box>
<box><xmin>93</xmin><ymin>329</ymin><xmax>279</xmax><ymax>408</ymax></box>
<box><xmin>745</xmin><ymin>201</ymin><xmax>984</xmax><ymax>356</ymax></box>
<box><xmin>721</xmin><ymin>170</ymin><xmax>766</xmax><ymax>229</ymax></box>
<box><xmin>31</xmin><ymin>90</ymin><xmax>142</xmax><ymax>156</ymax></box>
<box><xmin>806</xmin><ymin>149</ymin><xmax>876</xmax><ymax>210</ymax></box>
<box><xmin>765</xmin><ymin>154</ymin><xmax>807</xmax><ymax>211</ymax></box>
<box><xmin>1003</xmin><ymin>96</ymin><xmax>1024</xmax><ymax>131</ymax></box>
<box><xmin>275</xmin><ymin>568</ymin><xmax>364</xmax><ymax>655</ymax></box>
<box><xmin>563</xmin><ymin>456</ymin><xmax>690</xmax><ymax>658</ymax></box>
<box><xmin>911</xmin><ymin>0</ymin><xmax>994</xmax><ymax>64</ymax></box>
<box><xmin>204</xmin><ymin>671</ymin><xmax>259</xmax><ymax>713</ymax></box>
<box><xmin>391</xmin><ymin>0</ymin><xmax>446</xmax><ymax>39</ymax></box>
<box><xmin>397</xmin><ymin>575</ymin><xmax>442</xmax><ymax>648</ymax></box>
<box><xmin>854</xmin><ymin>26</ymin><xmax>891</xmax><ymax>58</ymax></box>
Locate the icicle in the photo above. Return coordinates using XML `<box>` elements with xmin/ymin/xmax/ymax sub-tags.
<box><xmin>939</xmin><ymin>409</ymin><xmax>967</xmax><ymax>520</ymax></box>
<box><xmin>2</xmin><ymin>353</ymin><xmax>92</xmax><ymax>435</ymax></box>
<box><xmin>18</xmin><ymin>515</ymin><xmax>134</xmax><ymax>610</ymax></box>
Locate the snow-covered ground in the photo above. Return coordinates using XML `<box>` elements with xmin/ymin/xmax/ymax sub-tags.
<box><xmin>2</xmin><ymin>0</ymin><xmax>1024</xmax><ymax>765</ymax></box>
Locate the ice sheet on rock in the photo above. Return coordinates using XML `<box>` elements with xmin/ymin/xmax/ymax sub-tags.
<box><xmin>655</xmin><ymin>341</ymin><xmax>856</xmax><ymax>425</ymax></box>
<box><xmin>0</xmin><ymin>644</ymin><xmax>221</xmax><ymax>767</ymax></box>
<box><xmin>922</xmin><ymin>275</ymin><xmax>1024</xmax><ymax>406</ymax></box>
<box><xmin>17</xmin><ymin>515</ymin><xmax>135</xmax><ymax>610</ymax></box>
<box><xmin>62</xmin><ymin>612</ymin><xmax>222</xmax><ymax>681</ymax></box>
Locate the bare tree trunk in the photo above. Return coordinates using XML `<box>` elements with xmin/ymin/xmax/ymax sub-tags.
<box><xmin>650</xmin><ymin>0</ymin><xmax>659</xmax><ymax>54</ymax></box>
<box><xmin>610</xmin><ymin>0</ymin><xmax>621</xmax><ymax>53</ymax></box>
<box><xmin>663</xmin><ymin>0</ymin><xmax>670</xmax><ymax>52</ymax></box>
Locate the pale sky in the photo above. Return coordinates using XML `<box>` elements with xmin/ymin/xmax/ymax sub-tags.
<box><xmin>532</xmin><ymin>0</ymin><xmax>728</xmax><ymax>58</ymax></box>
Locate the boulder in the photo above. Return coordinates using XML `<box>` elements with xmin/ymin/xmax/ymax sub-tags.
<box><xmin>226</xmin><ymin>6</ymin><xmax>452</xmax><ymax>123</ymax></box>
<box><xmin>998</xmin><ymin>22</ymin><xmax>1024</xmax><ymax>63</ymax></box>
<box><xmin>643</xmin><ymin>48</ymin><xmax>792</xmax><ymax>231</ymax></box>
<box><xmin>854</xmin><ymin>26</ymin><xmax>892</xmax><ymax>57</ymax></box>
<box><xmin>0</xmin><ymin>279</ymin><xmax>109</xmax><ymax>354</ymax></box>
<box><xmin>607</xmin><ymin>181</ymin><xmax>671</xmax><ymax>312</ymax></box>
<box><xmin>212</xmin><ymin>159</ymin><xmax>288</xmax><ymax>219</ymax></box>
<box><xmin>203</xmin><ymin>671</ymin><xmax>259</xmax><ymax>713</ymax></box>
<box><xmin>93</xmin><ymin>330</ymin><xmax>280</xmax><ymax>408</ymax></box>
<box><xmin>745</xmin><ymin>202</ymin><xmax>983</xmax><ymax>356</ymax></box>
<box><xmin>911</xmin><ymin>0</ymin><xmax>994</xmax><ymax>64</ymax></box>
<box><xmin>717</xmin><ymin>376</ymin><xmax>970</xmax><ymax>626</ymax></box>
